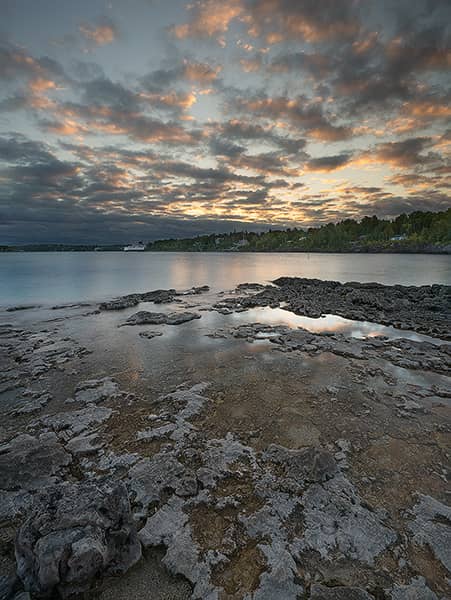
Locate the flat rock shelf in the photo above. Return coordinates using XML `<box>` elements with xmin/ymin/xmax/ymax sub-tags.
<box><xmin>0</xmin><ymin>278</ymin><xmax>449</xmax><ymax>600</ymax></box>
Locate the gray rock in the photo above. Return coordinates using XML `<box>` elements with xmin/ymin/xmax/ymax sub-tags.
<box><xmin>263</xmin><ymin>444</ymin><xmax>338</xmax><ymax>485</ymax></box>
<box><xmin>138</xmin><ymin>330</ymin><xmax>163</xmax><ymax>339</ymax></box>
<box><xmin>73</xmin><ymin>377</ymin><xmax>119</xmax><ymax>404</ymax></box>
<box><xmin>297</xmin><ymin>474</ymin><xmax>396</xmax><ymax>564</ymax></box>
<box><xmin>136</xmin><ymin>423</ymin><xmax>176</xmax><ymax>441</ymax></box>
<box><xmin>6</xmin><ymin>305</ymin><xmax>39</xmax><ymax>312</ymax></box>
<box><xmin>66</xmin><ymin>431</ymin><xmax>104</xmax><ymax>456</ymax></box>
<box><xmin>251</xmin><ymin>541</ymin><xmax>304</xmax><ymax>600</ymax></box>
<box><xmin>15</xmin><ymin>481</ymin><xmax>142</xmax><ymax>599</ymax></box>
<box><xmin>124</xmin><ymin>311</ymin><xmax>169</xmax><ymax>325</ymax></box>
<box><xmin>138</xmin><ymin>496</ymin><xmax>220</xmax><ymax>599</ymax></box>
<box><xmin>128</xmin><ymin>450</ymin><xmax>186</xmax><ymax>508</ymax></box>
<box><xmin>11</xmin><ymin>392</ymin><xmax>52</xmax><ymax>415</ymax></box>
<box><xmin>0</xmin><ymin>433</ymin><xmax>71</xmax><ymax>491</ymax></box>
<box><xmin>123</xmin><ymin>311</ymin><xmax>200</xmax><ymax>326</ymax></box>
<box><xmin>39</xmin><ymin>404</ymin><xmax>113</xmax><ymax>437</ymax></box>
<box><xmin>388</xmin><ymin>576</ymin><xmax>438</xmax><ymax>599</ymax></box>
<box><xmin>310</xmin><ymin>584</ymin><xmax>374</xmax><ymax>599</ymax></box>
<box><xmin>0</xmin><ymin>490</ymin><xmax>33</xmax><ymax>521</ymax></box>
<box><xmin>99</xmin><ymin>296</ymin><xmax>139</xmax><ymax>310</ymax></box>
<box><xmin>407</xmin><ymin>494</ymin><xmax>451</xmax><ymax>572</ymax></box>
<box><xmin>165</xmin><ymin>312</ymin><xmax>201</xmax><ymax>325</ymax></box>
<box><xmin>0</xmin><ymin>574</ymin><xmax>16</xmax><ymax>600</ymax></box>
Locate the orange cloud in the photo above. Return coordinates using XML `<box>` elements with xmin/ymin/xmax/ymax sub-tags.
<box><xmin>404</xmin><ymin>100</ymin><xmax>451</xmax><ymax>119</ymax></box>
<box><xmin>246</xmin><ymin>0</ymin><xmax>360</xmax><ymax>45</ymax></box>
<box><xmin>140</xmin><ymin>90</ymin><xmax>197</xmax><ymax>111</ymax></box>
<box><xmin>239</xmin><ymin>57</ymin><xmax>262</xmax><ymax>73</ymax></box>
<box><xmin>28</xmin><ymin>77</ymin><xmax>57</xmax><ymax>93</ymax></box>
<box><xmin>183</xmin><ymin>61</ymin><xmax>221</xmax><ymax>83</ymax></box>
<box><xmin>172</xmin><ymin>0</ymin><xmax>243</xmax><ymax>42</ymax></box>
<box><xmin>79</xmin><ymin>21</ymin><xmax>117</xmax><ymax>46</ymax></box>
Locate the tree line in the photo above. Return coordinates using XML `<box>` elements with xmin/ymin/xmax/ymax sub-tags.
<box><xmin>147</xmin><ymin>209</ymin><xmax>451</xmax><ymax>253</ymax></box>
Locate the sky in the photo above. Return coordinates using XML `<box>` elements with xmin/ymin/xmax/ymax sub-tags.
<box><xmin>0</xmin><ymin>0</ymin><xmax>450</xmax><ymax>244</ymax></box>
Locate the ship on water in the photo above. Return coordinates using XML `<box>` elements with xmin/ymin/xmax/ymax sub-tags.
<box><xmin>123</xmin><ymin>242</ymin><xmax>146</xmax><ymax>252</ymax></box>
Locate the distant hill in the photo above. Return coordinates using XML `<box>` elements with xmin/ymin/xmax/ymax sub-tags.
<box><xmin>147</xmin><ymin>209</ymin><xmax>451</xmax><ymax>254</ymax></box>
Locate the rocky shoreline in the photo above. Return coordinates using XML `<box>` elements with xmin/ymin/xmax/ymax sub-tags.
<box><xmin>0</xmin><ymin>278</ymin><xmax>450</xmax><ymax>599</ymax></box>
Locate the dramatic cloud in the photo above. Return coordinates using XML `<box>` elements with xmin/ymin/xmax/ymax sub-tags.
<box><xmin>0</xmin><ymin>0</ymin><xmax>449</xmax><ymax>243</ymax></box>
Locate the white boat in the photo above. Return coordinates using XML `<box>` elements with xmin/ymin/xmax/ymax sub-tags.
<box><xmin>123</xmin><ymin>242</ymin><xmax>146</xmax><ymax>252</ymax></box>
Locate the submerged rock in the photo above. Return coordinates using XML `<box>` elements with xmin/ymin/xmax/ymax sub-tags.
<box><xmin>0</xmin><ymin>432</ymin><xmax>71</xmax><ymax>491</ymax></box>
<box><xmin>15</xmin><ymin>481</ymin><xmax>142</xmax><ymax>599</ymax></box>
<box><xmin>73</xmin><ymin>377</ymin><xmax>119</xmax><ymax>404</ymax></box>
<box><xmin>6</xmin><ymin>305</ymin><xmax>40</xmax><ymax>312</ymax></box>
<box><xmin>138</xmin><ymin>330</ymin><xmax>163</xmax><ymax>339</ymax></box>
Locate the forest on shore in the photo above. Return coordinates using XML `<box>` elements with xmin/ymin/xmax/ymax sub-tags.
<box><xmin>147</xmin><ymin>209</ymin><xmax>451</xmax><ymax>254</ymax></box>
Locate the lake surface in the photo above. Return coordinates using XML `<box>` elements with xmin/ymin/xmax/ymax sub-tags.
<box><xmin>1</xmin><ymin>252</ymin><xmax>450</xmax><ymax>307</ymax></box>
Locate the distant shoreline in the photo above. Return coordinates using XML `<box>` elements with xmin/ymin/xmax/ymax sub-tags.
<box><xmin>1</xmin><ymin>247</ymin><xmax>450</xmax><ymax>254</ymax></box>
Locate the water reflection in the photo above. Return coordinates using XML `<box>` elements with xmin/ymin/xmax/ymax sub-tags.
<box><xmin>227</xmin><ymin>307</ymin><xmax>445</xmax><ymax>344</ymax></box>
<box><xmin>1</xmin><ymin>252</ymin><xmax>450</xmax><ymax>306</ymax></box>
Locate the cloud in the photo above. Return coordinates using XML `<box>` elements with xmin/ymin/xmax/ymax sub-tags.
<box><xmin>370</xmin><ymin>137</ymin><xmax>434</xmax><ymax>168</ymax></box>
<box><xmin>245</xmin><ymin>0</ymin><xmax>360</xmax><ymax>44</ymax></box>
<box><xmin>1</xmin><ymin>2</ymin><xmax>451</xmax><ymax>243</ymax></box>
<box><xmin>305</xmin><ymin>153</ymin><xmax>353</xmax><ymax>172</ymax></box>
<box><xmin>79</xmin><ymin>17</ymin><xmax>118</xmax><ymax>46</ymax></box>
<box><xmin>172</xmin><ymin>0</ymin><xmax>243</xmax><ymax>43</ymax></box>
<box><xmin>232</xmin><ymin>94</ymin><xmax>353</xmax><ymax>141</ymax></box>
<box><xmin>141</xmin><ymin>60</ymin><xmax>221</xmax><ymax>94</ymax></box>
<box><xmin>173</xmin><ymin>0</ymin><xmax>360</xmax><ymax>45</ymax></box>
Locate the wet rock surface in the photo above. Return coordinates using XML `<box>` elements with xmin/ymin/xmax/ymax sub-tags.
<box><xmin>123</xmin><ymin>311</ymin><xmax>201</xmax><ymax>326</ymax></box>
<box><xmin>0</xmin><ymin>280</ymin><xmax>450</xmax><ymax>599</ymax></box>
<box><xmin>215</xmin><ymin>278</ymin><xmax>451</xmax><ymax>340</ymax></box>
<box><xmin>99</xmin><ymin>286</ymin><xmax>210</xmax><ymax>311</ymax></box>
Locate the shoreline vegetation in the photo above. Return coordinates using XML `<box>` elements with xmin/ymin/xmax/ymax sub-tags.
<box><xmin>1</xmin><ymin>209</ymin><xmax>450</xmax><ymax>254</ymax></box>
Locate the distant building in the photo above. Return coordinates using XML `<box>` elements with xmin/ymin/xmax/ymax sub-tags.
<box><xmin>124</xmin><ymin>242</ymin><xmax>146</xmax><ymax>251</ymax></box>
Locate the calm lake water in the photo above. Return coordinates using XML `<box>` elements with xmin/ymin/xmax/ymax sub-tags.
<box><xmin>0</xmin><ymin>252</ymin><xmax>450</xmax><ymax>307</ymax></box>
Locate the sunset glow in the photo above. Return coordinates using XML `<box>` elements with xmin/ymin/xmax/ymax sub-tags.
<box><xmin>1</xmin><ymin>0</ymin><xmax>450</xmax><ymax>243</ymax></box>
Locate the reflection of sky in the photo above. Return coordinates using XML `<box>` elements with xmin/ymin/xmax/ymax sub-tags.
<box><xmin>1</xmin><ymin>252</ymin><xmax>450</xmax><ymax>306</ymax></box>
<box><xmin>229</xmin><ymin>307</ymin><xmax>445</xmax><ymax>344</ymax></box>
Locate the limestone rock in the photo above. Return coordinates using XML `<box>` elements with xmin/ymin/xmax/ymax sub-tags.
<box><xmin>15</xmin><ymin>481</ymin><xmax>142</xmax><ymax>598</ymax></box>
<box><xmin>73</xmin><ymin>377</ymin><xmax>119</xmax><ymax>404</ymax></box>
<box><xmin>99</xmin><ymin>296</ymin><xmax>139</xmax><ymax>310</ymax></box>
<box><xmin>310</xmin><ymin>584</ymin><xmax>374</xmax><ymax>599</ymax></box>
<box><xmin>124</xmin><ymin>311</ymin><xmax>167</xmax><ymax>325</ymax></box>
<box><xmin>407</xmin><ymin>495</ymin><xmax>451</xmax><ymax>572</ymax></box>
<box><xmin>388</xmin><ymin>577</ymin><xmax>438</xmax><ymax>599</ymax></box>
<box><xmin>123</xmin><ymin>311</ymin><xmax>200</xmax><ymax>326</ymax></box>
<box><xmin>0</xmin><ymin>433</ymin><xmax>71</xmax><ymax>491</ymax></box>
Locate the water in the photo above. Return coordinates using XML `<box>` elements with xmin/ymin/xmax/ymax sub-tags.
<box><xmin>0</xmin><ymin>251</ymin><xmax>450</xmax><ymax>307</ymax></box>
